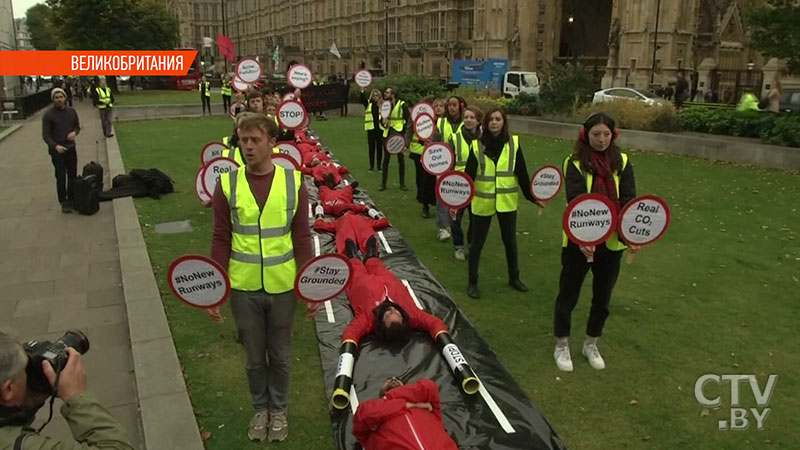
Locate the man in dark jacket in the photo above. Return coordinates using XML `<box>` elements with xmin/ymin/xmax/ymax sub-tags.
<box><xmin>41</xmin><ymin>88</ymin><xmax>81</xmax><ymax>213</ymax></box>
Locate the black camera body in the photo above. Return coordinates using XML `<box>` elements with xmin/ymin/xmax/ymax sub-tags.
<box><xmin>23</xmin><ymin>330</ymin><xmax>90</xmax><ymax>395</ymax></box>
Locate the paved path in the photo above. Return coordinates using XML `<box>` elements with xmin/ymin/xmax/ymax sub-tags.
<box><xmin>0</xmin><ymin>100</ymin><xmax>142</xmax><ymax>447</ymax></box>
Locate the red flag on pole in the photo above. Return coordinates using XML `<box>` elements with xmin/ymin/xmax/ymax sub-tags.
<box><xmin>217</xmin><ymin>35</ymin><xmax>236</xmax><ymax>62</ymax></box>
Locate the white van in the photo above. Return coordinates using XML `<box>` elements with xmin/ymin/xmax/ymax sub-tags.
<box><xmin>503</xmin><ymin>71</ymin><xmax>540</xmax><ymax>98</ymax></box>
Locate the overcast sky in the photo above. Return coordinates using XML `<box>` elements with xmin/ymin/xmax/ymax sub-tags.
<box><xmin>12</xmin><ymin>0</ymin><xmax>43</xmax><ymax>18</ymax></box>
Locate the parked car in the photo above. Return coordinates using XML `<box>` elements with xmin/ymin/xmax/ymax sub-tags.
<box><xmin>592</xmin><ymin>87</ymin><xmax>667</xmax><ymax>106</ymax></box>
<box><xmin>779</xmin><ymin>89</ymin><xmax>800</xmax><ymax>113</ymax></box>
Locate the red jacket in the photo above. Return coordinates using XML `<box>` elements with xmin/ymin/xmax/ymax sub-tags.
<box><xmin>341</xmin><ymin>257</ymin><xmax>447</xmax><ymax>345</ymax></box>
<box><xmin>302</xmin><ymin>149</ymin><xmax>331</xmax><ymax>167</ymax></box>
<box><xmin>313</xmin><ymin>212</ymin><xmax>389</xmax><ymax>255</ymax></box>
<box><xmin>353</xmin><ymin>379</ymin><xmax>458</xmax><ymax>450</ymax></box>
<box><xmin>301</xmin><ymin>161</ymin><xmax>349</xmax><ymax>185</ymax></box>
<box><xmin>318</xmin><ymin>185</ymin><xmax>366</xmax><ymax>216</ymax></box>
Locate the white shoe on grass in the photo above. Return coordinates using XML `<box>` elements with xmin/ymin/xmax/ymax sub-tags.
<box><xmin>454</xmin><ymin>249</ymin><xmax>465</xmax><ymax>261</ymax></box>
<box><xmin>437</xmin><ymin>228</ymin><xmax>451</xmax><ymax>241</ymax></box>
<box><xmin>554</xmin><ymin>345</ymin><xmax>573</xmax><ymax>372</ymax></box>
<box><xmin>582</xmin><ymin>342</ymin><xmax>606</xmax><ymax>370</ymax></box>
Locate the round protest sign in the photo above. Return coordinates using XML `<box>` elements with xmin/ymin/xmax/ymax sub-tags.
<box><xmin>384</xmin><ymin>134</ymin><xmax>406</xmax><ymax>155</ymax></box>
<box><xmin>436</xmin><ymin>170</ymin><xmax>475</xmax><ymax>209</ymax></box>
<box><xmin>294</xmin><ymin>254</ymin><xmax>353</xmax><ymax>303</ymax></box>
<box><xmin>201</xmin><ymin>157</ymin><xmax>240</xmax><ymax>197</ymax></box>
<box><xmin>282</xmin><ymin>92</ymin><xmax>295</xmax><ymax>102</ymax></box>
<box><xmin>229</xmin><ymin>101</ymin><xmax>245</xmax><ymax>117</ymax></box>
<box><xmin>287</xmin><ymin>64</ymin><xmax>312</xmax><ymax>89</ymax></box>
<box><xmin>272</xmin><ymin>154</ymin><xmax>299</xmax><ymax>170</ymax></box>
<box><xmin>200</xmin><ymin>142</ymin><xmax>228</xmax><ymax>165</ymax></box>
<box><xmin>354</xmin><ymin>69</ymin><xmax>373</xmax><ymax>88</ymax></box>
<box><xmin>299</xmin><ymin>112</ymin><xmax>310</xmax><ymax>129</ymax></box>
<box><xmin>236</xmin><ymin>58</ymin><xmax>262</xmax><ymax>83</ymax></box>
<box><xmin>530</xmin><ymin>165</ymin><xmax>563</xmax><ymax>202</ymax></box>
<box><xmin>232</xmin><ymin>76</ymin><xmax>250</xmax><ymax>92</ymax></box>
<box><xmin>413</xmin><ymin>113</ymin><xmax>435</xmax><ymax>141</ymax></box>
<box><xmin>275</xmin><ymin>142</ymin><xmax>302</xmax><ymax>167</ymax></box>
<box><xmin>380</xmin><ymin>100</ymin><xmax>392</xmax><ymax>120</ymax></box>
<box><xmin>422</xmin><ymin>143</ymin><xmax>454</xmax><ymax>176</ymax></box>
<box><xmin>277</xmin><ymin>100</ymin><xmax>307</xmax><ymax>130</ymax></box>
<box><xmin>562</xmin><ymin>193</ymin><xmax>618</xmax><ymax>248</ymax></box>
<box><xmin>411</xmin><ymin>102</ymin><xmax>435</xmax><ymax>122</ymax></box>
<box><xmin>619</xmin><ymin>195</ymin><xmax>671</xmax><ymax>246</ymax></box>
<box><xmin>167</xmin><ymin>255</ymin><xmax>230</xmax><ymax>309</ymax></box>
<box><xmin>195</xmin><ymin>167</ymin><xmax>211</xmax><ymax>203</ymax></box>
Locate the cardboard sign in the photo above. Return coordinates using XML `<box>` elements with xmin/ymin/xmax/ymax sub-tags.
<box><xmin>272</xmin><ymin>154</ymin><xmax>299</xmax><ymax>170</ymax></box>
<box><xmin>201</xmin><ymin>142</ymin><xmax>228</xmax><ymax>165</ymax></box>
<box><xmin>229</xmin><ymin>101</ymin><xmax>246</xmax><ymax>117</ymax></box>
<box><xmin>282</xmin><ymin>92</ymin><xmax>295</xmax><ymax>102</ymax></box>
<box><xmin>287</xmin><ymin>64</ymin><xmax>312</xmax><ymax>89</ymax></box>
<box><xmin>530</xmin><ymin>165</ymin><xmax>563</xmax><ymax>202</ymax></box>
<box><xmin>354</xmin><ymin>69</ymin><xmax>373</xmax><ymax>88</ymax></box>
<box><xmin>422</xmin><ymin>143</ymin><xmax>454</xmax><ymax>176</ymax></box>
<box><xmin>436</xmin><ymin>170</ymin><xmax>475</xmax><ymax>209</ymax></box>
<box><xmin>275</xmin><ymin>142</ymin><xmax>302</xmax><ymax>167</ymax></box>
<box><xmin>232</xmin><ymin>76</ymin><xmax>250</xmax><ymax>92</ymax></box>
<box><xmin>619</xmin><ymin>195</ymin><xmax>671</xmax><ymax>246</ymax></box>
<box><xmin>384</xmin><ymin>134</ymin><xmax>406</xmax><ymax>155</ymax></box>
<box><xmin>277</xmin><ymin>100</ymin><xmax>307</xmax><ymax>130</ymax></box>
<box><xmin>411</xmin><ymin>102</ymin><xmax>435</xmax><ymax>122</ymax></box>
<box><xmin>201</xmin><ymin>157</ymin><xmax>240</xmax><ymax>197</ymax></box>
<box><xmin>563</xmin><ymin>193</ymin><xmax>618</xmax><ymax>246</ymax></box>
<box><xmin>294</xmin><ymin>254</ymin><xmax>352</xmax><ymax>303</ymax></box>
<box><xmin>413</xmin><ymin>113</ymin><xmax>435</xmax><ymax>141</ymax></box>
<box><xmin>195</xmin><ymin>167</ymin><xmax>211</xmax><ymax>203</ymax></box>
<box><xmin>236</xmin><ymin>58</ymin><xmax>262</xmax><ymax>83</ymax></box>
<box><xmin>380</xmin><ymin>100</ymin><xmax>392</xmax><ymax>120</ymax></box>
<box><xmin>167</xmin><ymin>255</ymin><xmax>230</xmax><ymax>309</ymax></box>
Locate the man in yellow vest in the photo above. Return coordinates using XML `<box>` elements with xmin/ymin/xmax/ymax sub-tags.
<box><xmin>199</xmin><ymin>76</ymin><xmax>212</xmax><ymax>115</ymax></box>
<box><xmin>208</xmin><ymin>113</ymin><xmax>312</xmax><ymax>443</ymax></box>
<box><xmin>379</xmin><ymin>87</ymin><xmax>409</xmax><ymax>191</ymax></box>
<box><xmin>221</xmin><ymin>74</ymin><xmax>232</xmax><ymax>113</ymax></box>
<box><xmin>91</xmin><ymin>77</ymin><xmax>114</xmax><ymax>137</ymax></box>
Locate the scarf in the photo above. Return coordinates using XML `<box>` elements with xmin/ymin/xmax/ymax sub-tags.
<box><xmin>481</xmin><ymin>132</ymin><xmax>506</xmax><ymax>159</ymax></box>
<box><xmin>461</xmin><ymin>126</ymin><xmax>480</xmax><ymax>143</ymax></box>
<box><xmin>590</xmin><ymin>151</ymin><xmax>619</xmax><ymax>210</ymax></box>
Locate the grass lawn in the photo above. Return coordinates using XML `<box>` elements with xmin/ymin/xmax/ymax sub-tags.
<box><xmin>114</xmin><ymin>89</ymin><xmax>206</xmax><ymax>106</ymax></box>
<box><xmin>117</xmin><ymin>116</ymin><xmax>800</xmax><ymax>450</ymax></box>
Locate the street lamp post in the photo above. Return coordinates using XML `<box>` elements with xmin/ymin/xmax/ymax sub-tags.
<box><xmin>221</xmin><ymin>0</ymin><xmax>227</xmax><ymax>73</ymax></box>
<box><xmin>650</xmin><ymin>0</ymin><xmax>662</xmax><ymax>86</ymax></box>
<box><xmin>384</xmin><ymin>0</ymin><xmax>389</xmax><ymax>74</ymax></box>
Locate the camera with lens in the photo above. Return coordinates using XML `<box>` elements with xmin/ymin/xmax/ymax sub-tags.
<box><xmin>23</xmin><ymin>330</ymin><xmax>90</xmax><ymax>395</ymax></box>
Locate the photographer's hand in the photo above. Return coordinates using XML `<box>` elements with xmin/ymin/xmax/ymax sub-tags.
<box><xmin>42</xmin><ymin>348</ymin><xmax>86</xmax><ymax>402</ymax></box>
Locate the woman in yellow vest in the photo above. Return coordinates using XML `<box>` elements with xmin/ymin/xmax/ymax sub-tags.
<box><xmin>360</xmin><ymin>88</ymin><xmax>384</xmax><ymax>171</ymax></box>
<box><xmin>199</xmin><ymin>76</ymin><xmax>212</xmax><ymax>115</ymax></box>
<box><xmin>447</xmin><ymin>105</ymin><xmax>483</xmax><ymax>261</ymax></box>
<box><xmin>430</xmin><ymin>96</ymin><xmax>466</xmax><ymax>239</ymax></box>
<box><xmin>221</xmin><ymin>74</ymin><xmax>232</xmax><ymax>114</ymax></box>
<box><xmin>408</xmin><ymin>98</ymin><xmax>443</xmax><ymax>220</ymax></box>
<box><xmin>379</xmin><ymin>87</ymin><xmax>409</xmax><ymax>191</ymax></box>
<box><xmin>553</xmin><ymin>112</ymin><xmax>639</xmax><ymax>373</ymax></box>
<box><xmin>463</xmin><ymin>108</ymin><xmax>539</xmax><ymax>299</ymax></box>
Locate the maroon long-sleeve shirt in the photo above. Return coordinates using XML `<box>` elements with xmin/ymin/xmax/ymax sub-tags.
<box><xmin>211</xmin><ymin>168</ymin><xmax>312</xmax><ymax>284</ymax></box>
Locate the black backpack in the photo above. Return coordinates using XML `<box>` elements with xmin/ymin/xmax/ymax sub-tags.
<box><xmin>72</xmin><ymin>175</ymin><xmax>100</xmax><ymax>215</ymax></box>
<box><xmin>81</xmin><ymin>161</ymin><xmax>104</xmax><ymax>191</ymax></box>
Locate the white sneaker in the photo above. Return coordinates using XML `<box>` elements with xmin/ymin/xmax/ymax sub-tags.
<box><xmin>582</xmin><ymin>342</ymin><xmax>606</xmax><ymax>370</ymax></box>
<box><xmin>554</xmin><ymin>345</ymin><xmax>573</xmax><ymax>372</ymax></box>
<box><xmin>454</xmin><ymin>249</ymin><xmax>466</xmax><ymax>261</ymax></box>
<box><xmin>437</xmin><ymin>228</ymin><xmax>451</xmax><ymax>242</ymax></box>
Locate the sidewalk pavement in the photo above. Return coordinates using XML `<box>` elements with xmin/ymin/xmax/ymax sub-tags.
<box><xmin>0</xmin><ymin>99</ymin><xmax>142</xmax><ymax>447</ymax></box>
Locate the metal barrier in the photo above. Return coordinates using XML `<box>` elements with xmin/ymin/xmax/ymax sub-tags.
<box><xmin>4</xmin><ymin>89</ymin><xmax>53</xmax><ymax>119</ymax></box>
<box><xmin>682</xmin><ymin>101</ymin><xmax>735</xmax><ymax>110</ymax></box>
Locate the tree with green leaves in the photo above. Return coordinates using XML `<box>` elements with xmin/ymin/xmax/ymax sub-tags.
<box><xmin>25</xmin><ymin>4</ymin><xmax>58</xmax><ymax>50</ymax></box>
<box><xmin>538</xmin><ymin>62</ymin><xmax>596</xmax><ymax>115</ymax></box>
<box><xmin>745</xmin><ymin>0</ymin><xmax>800</xmax><ymax>72</ymax></box>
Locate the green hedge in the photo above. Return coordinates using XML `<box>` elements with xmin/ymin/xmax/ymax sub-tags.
<box><xmin>678</xmin><ymin>107</ymin><xmax>800</xmax><ymax>147</ymax></box>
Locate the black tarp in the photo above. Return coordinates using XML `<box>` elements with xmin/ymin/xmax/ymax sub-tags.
<box><xmin>303</xmin><ymin>132</ymin><xmax>567</xmax><ymax>450</ymax></box>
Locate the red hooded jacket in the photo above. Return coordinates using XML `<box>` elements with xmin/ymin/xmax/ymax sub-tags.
<box><xmin>313</xmin><ymin>212</ymin><xmax>389</xmax><ymax>255</ymax></box>
<box><xmin>353</xmin><ymin>379</ymin><xmax>459</xmax><ymax>450</ymax></box>
<box><xmin>318</xmin><ymin>185</ymin><xmax>366</xmax><ymax>216</ymax></box>
<box><xmin>302</xmin><ymin>161</ymin><xmax>349</xmax><ymax>185</ymax></box>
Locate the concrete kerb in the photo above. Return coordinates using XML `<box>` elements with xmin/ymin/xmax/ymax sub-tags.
<box><xmin>0</xmin><ymin>124</ymin><xmax>23</xmax><ymax>143</ymax></box>
<box><xmin>115</xmin><ymin>104</ymin><xmax>204</xmax><ymax>121</ymax></box>
<box><xmin>105</xmin><ymin>130</ymin><xmax>205</xmax><ymax>450</ymax></box>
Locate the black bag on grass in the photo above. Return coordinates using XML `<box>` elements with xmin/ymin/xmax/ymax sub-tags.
<box><xmin>72</xmin><ymin>175</ymin><xmax>100</xmax><ymax>215</ymax></box>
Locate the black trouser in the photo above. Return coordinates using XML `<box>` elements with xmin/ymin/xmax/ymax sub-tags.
<box><xmin>222</xmin><ymin>94</ymin><xmax>231</xmax><ymax>113</ymax></box>
<box><xmin>468</xmin><ymin>210</ymin><xmax>519</xmax><ymax>283</ymax></box>
<box><xmin>367</xmin><ymin>129</ymin><xmax>383</xmax><ymax>170</ymax></box>
<box><xmin>451</xmin><ymin>208</ymin><xmax>469</xmax><ymax>249</ymax></box>
<box><xmin>409</xmin><ymin>153</ymin><xmax>436</xmax><ymax>205</ymax></box>
<box><xmin>381</xmin><ymin>150</ymin><xmax>405</xmax><ymax>187</ymax></box>
<box><xmin>50</xmin><ymin>148</ymin><xmax>78</xmax><ymax>204</ymax></box>
<box><xmin>554</xmin><ymin>243</ymin><xmax>623</xmax><ymax>338</ymax></box>
<box><xmin>201</xmin><ymin>96</ymin><xmax>211</xmax><ymax>114</ymax></box>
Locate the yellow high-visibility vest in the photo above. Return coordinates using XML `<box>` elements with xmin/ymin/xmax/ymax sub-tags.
<box><xmin>383</xmin><ymin>100</ymin><xmax>406</xmax><ymax>138</ymax></box>
<box><xmin>471</xmin><ymin>136</ymin><xmax>520</xmax><ymax>216</ymax></box>
<box><xmin>96</xmin><ymin>87</ymin><xmax>112</xmax><ymax>109</ymax></box>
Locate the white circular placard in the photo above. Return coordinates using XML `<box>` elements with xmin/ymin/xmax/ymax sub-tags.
<box><xmin>236</xmin><ymin>58</ymin><xmax>262</xmax><ymax>83</ymax></box>
<box><xmin>354</xmin><ymin>70</ymin><xmax>373</xmax><ymax>88</ymax></box>
<box><xmin>422</xmin><ymin>143</ymin><xmax>454</xmax><ymax>176</ymax></box>
<box><xmin>414</xmin><ymin>113</ymin><xmax>435</xmax><ymax>141</ymax></box>
<box><xmin>195</xmin><ymin>167</ymin><xmax>211</xmax><ymax>203</ymax></box>
<box><xmin>436</xmin><ymin>171</ymin><xmax>475</xmax><ymax>209</ymax></box>
<box><xmin>384</xmin><ymin>134</ymin><xmax>406</xmax><ymax>155</ymax></box>
<box><xmin>167</xmin><ymin>255</ymin><xmax>230</xmax><ymax>309</ymax></box>
<box><xmin>380</xmin><ymin>100</ymin><xmax>392</xmax><ymax>120</ymax></box>
<box><xmin>201</xmin><ymin>157</ymin><xmax>240</xmax><ymax>197</ymax></box>
<box><xmin>272</xmin><ymin>154</ymin><xmax>300</xmax><ymax>170</ymax></box>
<box><xmin>275</xmin><ymin>142</ymin><xmax>303</xmax><ymax>167</ymax></box>
<box><xmin>530</xmin><ymin>165</ymin><xmax>563</xmax><ymax>202</ymax></box>
<box><xmin>232</xmin><ymin>76</ymin><xmax>250</xmax><ymax>92</ymax></box>
<box><xmin>282</xmin><ymin>92</ymin><xmax>295</xmax><ymax>102</ymax></box>
<box><xmin>619</xmin><ymin>195</ymin><xmax>671</xmax><ymax>246</ymax></box>
<box><xmin>287</xmin><ymin>64</ymin><xmax>313</xmax><ymax>89</ymax></box>
<box><xmin>411</xmin><ymin>102</ymin><xmax>435</xmax><ymax>122</ymax></box>
<box><xmin>563</xmin><ymin>194</ymin><xmax>618</xmax><ymax>246</ymax></box>
<box><xmin>294</xmin><ymin>254</ymin><xmax>352</xmax><ymax>303</ymax></box>
<box><xmin>229</xmin><ymin>101</ymin><xmax>246</xmax><ymax>117</ymax></box>
<box><xmin>201</xmin><ymin>142</ymin><xmax>228</xmax><ymax>165</ymax></box>
<box><xmin>277</xmin><ymin>100</ymin><xmax>307</xmax><ymax>130</ymax></box>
